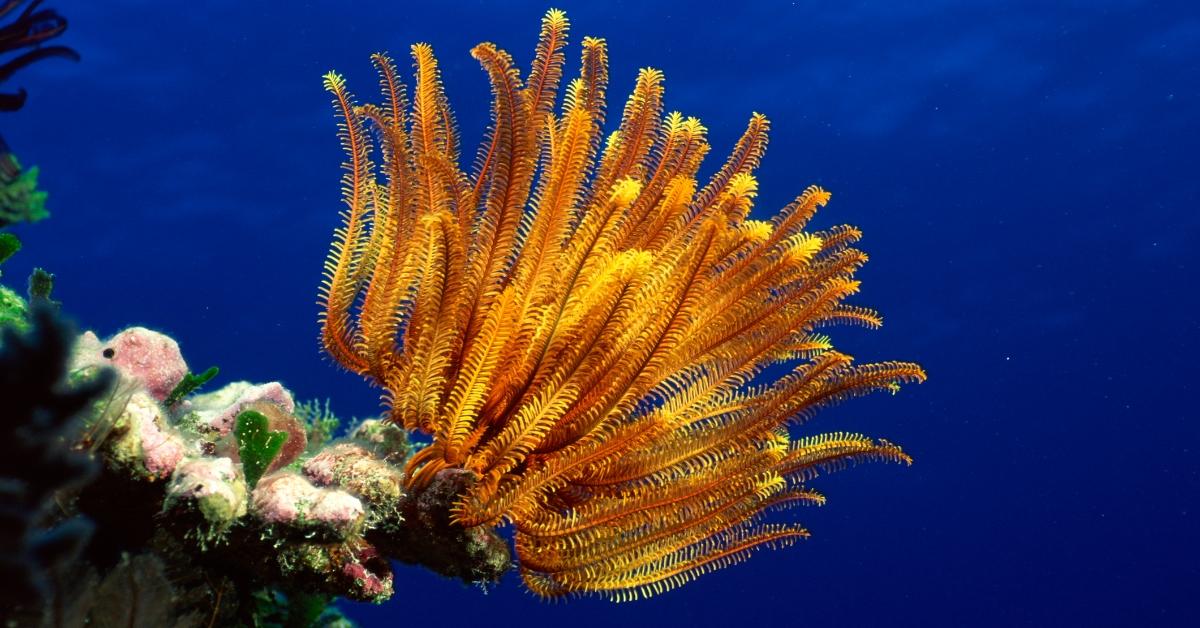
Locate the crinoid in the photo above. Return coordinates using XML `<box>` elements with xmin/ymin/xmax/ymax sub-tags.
<box><xmin>318</xmin><ymin>9</ymin><xmax>925</xmax><ymax>600</ymax></box>
<box><xmin>0</xmin><ymin>0</ymin><xmax>78</xmax><ymax>112</ymax></box>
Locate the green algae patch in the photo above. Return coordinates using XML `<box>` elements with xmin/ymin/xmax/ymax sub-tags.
<box><xmin>235</xmin><ymin>409</ymin><xmax>288</xmax><ymax>488</ymax></box>
<box><xmin>164</xmin><ymin>365</ymin><xmax>219</xmax><ymax>406</ymax></box>
<box><xmin>0</xmin><ymin>284</ymin><xmax>27</xmax><ymax>331</ymax></box>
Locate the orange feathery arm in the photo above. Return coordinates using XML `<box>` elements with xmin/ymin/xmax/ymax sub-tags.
<box><xmin>458</xmin><ymin>43</ymin><xmax>534</xmax><ymax>348</ymax></box>
<box><xmin>318</xmin><ymin>71</ymin><xmax>372</xmax><ymax>375</ymax></box>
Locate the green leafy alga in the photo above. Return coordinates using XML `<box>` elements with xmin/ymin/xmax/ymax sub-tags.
<box><xmin>164</xmin><ymin>366</ymin><xmax>219</xmax><ymax>406</ymax></box>
<box><xmin>235</xmin><ymin>409</ymin><xmax>288</xmax><ymax>488</ymax></box>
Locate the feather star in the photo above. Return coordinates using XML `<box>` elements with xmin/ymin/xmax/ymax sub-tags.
<box><xmin>318</xmin><ymin>9</ymin><xmax>925</xmax><ymax>601</ymax></box>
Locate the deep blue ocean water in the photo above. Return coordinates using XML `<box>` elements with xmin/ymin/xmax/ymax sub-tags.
<box><xmin>4</xmin><ymin>1</ymin><xmax>1197</xmax><ymax>625</ymax></box>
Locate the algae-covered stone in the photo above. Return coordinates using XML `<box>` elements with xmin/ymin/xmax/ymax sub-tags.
<box><xmin>165</xmin><ymin>456</ymin><xmax>249</xmax><ymax>541</ymax></box>
<box><xmin>103</xmin><ymin>391</ymin><xmax>190</xmax><ymax>481</ymax></box>
<box><xmin>186</xmin><ymin>380</ymin><xmax>295</xmax><ymax>436</ymax></box>
<box><xmin>303</xmin><ymin>443</ymin><xmax>405</xmax><ymax>517</ymax></box>
<box><xmin>275</xmin><ymin>539</ymin><xmax>393</xmax><ymax>604</ymax></box>
<box><xmin>250</xmin><ymin>472</ymin><xmax>365</xmax><ymax>540</ymax></box>
<box><xmin>71</xmin><ymin>327</ymin><xmax>188</xmax><ymax>402</ymax></box>
<box><xmin>350</xmin><ymin>418</ymin><xmax>410</xmax><ymax>461</ymax></box>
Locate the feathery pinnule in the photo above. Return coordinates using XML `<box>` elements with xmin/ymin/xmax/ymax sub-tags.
<box><xmin>319</xmin><ymin>9</ymin><xmax>924</xmax><ymax>600</ymax></box>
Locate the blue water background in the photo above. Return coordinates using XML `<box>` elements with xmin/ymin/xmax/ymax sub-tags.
<box><xmin>5</xmin><ymin>1</ymin><xmax>1198</xmax><ymax>625</ymax></box>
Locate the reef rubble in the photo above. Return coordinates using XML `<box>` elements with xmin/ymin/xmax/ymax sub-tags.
<box><xmin>1</xmin><ymin>314</ymin><xmax>510</xmax><ymax>625</ymax></box>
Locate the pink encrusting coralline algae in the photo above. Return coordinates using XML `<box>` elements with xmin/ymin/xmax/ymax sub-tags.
<box><xmin>303</xmin><ymin>443</ymin><xmax>405</xmax><ymax>511</ymax></box>
<box><xmin>340</xmin><ymin>543</ymin><xmax>393</xmax><ymax>599</ymax></box>
<box><xmin>250</xmin><ymin>472</ymin><xmax>366</xmax><ymax>538</ymax></box>
<box><xmin>73</xmin><ymin>327</ymin><xmax>189</xmax><ymax>401</ymax></box>
<box><xmin>123</xmin><ymin>391</ymin><xmax>189</xmax><ymax>478</ymax></box>
<box><xmin>186</xmin><ymin>381</ymin><xmax>296</xmax><ymax>436</ymax></box>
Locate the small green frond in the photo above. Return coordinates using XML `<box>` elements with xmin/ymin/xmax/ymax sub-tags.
<box><xmin>235</xmin><ymin>409</ymin><xmax>289</xmax><ymax>488</ymax></box>
<box><xmin>164</xmin><ymin>366</ymin><xmax>220</xmax><ymax>407</ymax></box>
